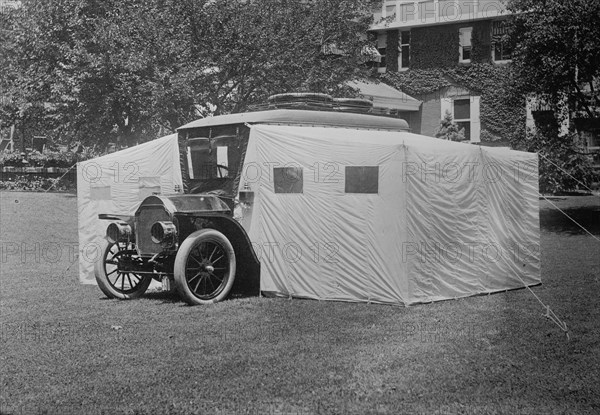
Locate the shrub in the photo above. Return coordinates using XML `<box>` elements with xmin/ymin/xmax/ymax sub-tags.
<box><xmin>511</xmin><ymin>126</ymin><xmax>599</xmax><ymax>194</ymax></box>
<box><xmin>26</xmin><ymin>151</ymin><xmax>48</xmax><ymax>167</ymax></box>
<box><xmin>0</xmin><ymin>151</ymin><xmax>80</xmax><ymax>168</ymax></box>
<box><xmin>0</xmin><ymin>152</ymin><xmax>27</xmax><ymax>167</ymax></box>
<box><xmin>0</xmin><ymin>175</ymin><xmax>75</xmax><ymax>192</ymax></box>
<box><xmin>435</xmin><ymin>111</ymin><xmax>466</xmax><ymax>142</ymax></box>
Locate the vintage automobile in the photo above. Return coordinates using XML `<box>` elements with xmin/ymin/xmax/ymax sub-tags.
<box><xmin>94</xmin><ymin>93</ymin><xmax>410</xmax><ymax>305</ymax></box>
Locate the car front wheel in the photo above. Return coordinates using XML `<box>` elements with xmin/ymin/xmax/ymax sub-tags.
<box><xmin>94</xmin><ymin>240</ymin><xmax>152</xmax><ymax>299</ymax></box>
<box><xmin>174</xmin><ymin>229</ymin><xmax>236</xmax><ymax>305</ymax></box>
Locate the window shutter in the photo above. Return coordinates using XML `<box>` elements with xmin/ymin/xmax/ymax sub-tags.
<box><xmin>440</xmin><ymin>98</ymin><xmax>452</xmax><ymax>119</ymax></box>
<box><xmin>470</xmin><ymin>96</ymin><xmax>481</xmax><ymax>143</ymax></box>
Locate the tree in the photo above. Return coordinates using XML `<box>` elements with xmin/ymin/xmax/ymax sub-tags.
<box><xmin>512</xmin><ymin>112</ymin><xmax>597</xmax><ymax>194</ymax></box>
<box><xmin>508</xmin><ymin>0</ymin><xmax>600</xmax><ymax>118</ymax></box>
<box><xmin>0</xmin><ymin>0</ymin><xmax>380</xmax><ymax>148</ymax></box>
<box><xmin>507</xmin><ymin>0</ymin><xmax>600</xmax><ymax>192</ymax></box>
<box><xmin>435</xmin><ymin>110</ymin><xmax>465</xmax><ymax>142</ymax></box>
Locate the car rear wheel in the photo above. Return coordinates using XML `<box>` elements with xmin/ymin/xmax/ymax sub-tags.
<box><xmin>94</xmin><ymin>240</ymin><xmax>152</xmax><ymax>299</ymax></box>
<box><xmin>174</xmin><ymin>229</ymin><xmax>236</xmax><ymax>305</ymax></box>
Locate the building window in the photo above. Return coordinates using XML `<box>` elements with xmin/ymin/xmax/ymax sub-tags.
<box><xmin>345</xmin><ymin>166</ymin><xmax>379</xmax><ymax>194</ymax></box>
<box><xmin>453</xmin><ymin>99</ymin><xmax>471</xmax><ymax>140</ymax></box>
<box><xmin>493</xmin><ymin>42</ymin><xmax>512</xmax><ymax>62</ymax></box>
<box><xmin>399</xmin><ymin>30</ymin><xmax>410</xmax><ymax>69</ymax></box>
<box><xmin>377</xmin><ymin>32</ymin><xmax>387</xmax><ymax>73</ymax></box>
<box><xmin>273</xmin><ymin>167</ymin><xmax>303</xmax><ymax>194</ymax></box>
<box><xmin>459</xmin><ymin>27</ymin><xmax>472</xmax><ymax>63</ymax></box>
<box><xmin>441</xmin><ymin>95</ymin><xmax>481</xmax><ymax>143</ymax></box>
<box><xmin>492</xmin><ymin>20</ymin><xmax>512</xmax><ymax>62</ymax></box>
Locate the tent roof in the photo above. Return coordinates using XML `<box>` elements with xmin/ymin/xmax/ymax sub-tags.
<box><xmin>349</xmin><ymin>80</ymin><xmax>422</xmax><ymax>112</ymax></box>
<box><xmin>177</xmin><ymin>109</ymin><xmax>409</xmax><ymax>132</ymax></box>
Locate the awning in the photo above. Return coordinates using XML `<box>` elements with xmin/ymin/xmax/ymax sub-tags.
<box><xmin>321</xmin><ymin>44</ymin><xmax>382</xmax><ymax>63</ymax></box>
<box><xmin>349</xmin><ymin>79</ymin><xmax>422</xmax><ymax>112</ymax></box>
<box><xmin>361</xmin><ymin>45</ymin><xmax>382</xmax><ymax>63</ymax></box>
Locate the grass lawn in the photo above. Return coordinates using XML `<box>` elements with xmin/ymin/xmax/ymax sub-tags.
<box><xmin>0</xmin><ymin>191</ymin><xmax>599</xmax><ymax>415</ymax></box>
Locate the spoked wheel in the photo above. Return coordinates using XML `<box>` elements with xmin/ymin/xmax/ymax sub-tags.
<box><xmin>94</xmin><ymin>240</ymin><xmax>152</xmax><ymax>299</ymax></box>
<box><xmin>174</xmin><ymin>229</ymin><xmax>236</xmax><ymax>305</ymax></box>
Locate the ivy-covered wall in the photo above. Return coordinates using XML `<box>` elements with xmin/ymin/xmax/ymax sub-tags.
<box><xmin>385</xmin><ymin>21</ymin><xmax>493</xmax><ymax>69</ymax></box>
<box><xmin>410</xmin><ymin>25</ymin><xmax>457</xmax><ymax>68</ymax></box>
<box><xmin>378</xmin><ymin>20</ymin><xmax>520</xmax><ymax>144</ymax></box>
<box><xmin>382</xmin><ymin>64</ymin><xmax>526</xmax><ymax>144</ymax></box>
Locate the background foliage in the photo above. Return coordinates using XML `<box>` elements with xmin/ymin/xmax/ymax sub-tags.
<box><xmin>507</xmin><ymin>0</ymin><xmax>600</xmax><ymax>192</ymax></box>
<box><xmin>507</xmin><ymin>0</ymin><xmax>600</xmax><ymax>120</ymax></box>
<box><xmin>0</xmin><ymin>0</ymin><xmax>379</xmax><ymax>148</ymax></box>
<box><xmin>510</xmin><ymin>114</ymin><xmax>597</xmax><ymax>194</ymax></box>
<box><xmin>0</xmin><ymin>150</ymin><xmax>79</xmax><ymax>168</ymax></box>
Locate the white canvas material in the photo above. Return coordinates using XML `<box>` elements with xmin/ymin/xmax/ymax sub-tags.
<box><xmin>77</xmin><ymin>134</ymin><xmax>183</xmax><ymax>284</ymax></box>
<box><xmin>77</xmin><ymin>125</ymin><xmax>540</xmax><ymax>305</ymax></box>
<box><xmin>242</xmin><ymin>125</ymin><xmax>540</xmax><ymax>305</ymax></box>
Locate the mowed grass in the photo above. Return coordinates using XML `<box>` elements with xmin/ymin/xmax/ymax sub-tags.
<box><xmin>0</xmin><ymin>191</ymin><xmax>599</xmax><ymax>415</ymax></box>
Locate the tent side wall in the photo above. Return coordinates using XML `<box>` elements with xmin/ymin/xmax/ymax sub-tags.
<box><xmin>77</xmin><ymin>134</ymin><xmax>183</xmax><ymax>284</ymax></box>
<box><xmin>248</xmin><ymin>125</ymin><xmax>540</xmax><ymax>306</ymax></box>
<box><xmin>249</xmin><ymin>125</ymin><xmax>410</xmax><ymax>305</ymax></box>
<box><xmin>404</xmin><ymin>143</ymin><xmax>541</xmax><ymax>304</ymax></box>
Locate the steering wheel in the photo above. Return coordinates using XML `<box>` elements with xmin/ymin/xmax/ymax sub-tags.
<box><xmin>216</xmin><ymin>163</ymin><xmax>229</xmax><ymax>179</ymax></box>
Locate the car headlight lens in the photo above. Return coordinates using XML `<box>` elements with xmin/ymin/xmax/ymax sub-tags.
<box><xmin>151</xmin><ymin>221</ymin><xmax>177</xmax><ymax>248</ymax></box>
<box><xmin>106</xmin><ymin>222</ymin><xmax>133</xmax><ymax>244</ymax></box>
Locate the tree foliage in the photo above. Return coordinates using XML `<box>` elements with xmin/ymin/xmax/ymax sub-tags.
<box><xmin>1</xmin><ymin>0</ymin><xmax>379</xmax><ymax>147</ymax></box>
<box><xmin>435</xmin><ymin>110</ymin><xmax>465</xmax><ymax>142</ymax></box>
<box><xmin>507</xmin><ymin>0</ymin><xmax>600</xmax><ymax>192</ymax></box>
<box><xmin>508</xmin><ymin>0</ymin><xmax>600</xmax><ymax>118</ymax></box>
<box><xmin>510</xmin><ymin>113</ymin><xmax>597</xmax><ymax>194</ymax></box>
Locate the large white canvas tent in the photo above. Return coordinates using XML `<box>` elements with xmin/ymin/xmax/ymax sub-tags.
<box><xmin>243</xmin><ymin>125</ymin><xmax>540</xmax><ymax>305</ymax></box>
<box><xmin>77</xmin><ymin>124</ymin><xmax>540</xmax><ymax>305</ymax></box>
<box><xmin>77</xmin><ymin>134</ymin><xmax>183</xmax><ymax>284</ymax></box>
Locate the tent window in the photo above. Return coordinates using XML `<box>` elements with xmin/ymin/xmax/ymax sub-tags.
<box><xmin>273</xmin><ymin>167</ymin><xmax>303</xmax><ymax>194</ymax></box>
<box><xmin>345</xmin><ymin>166</ymin><xmax>379</xmax><ymax>194</ymax></box>
<box><xmin>90</xmin><ymin>185</ymin><xmax>111</xmax><ymax>200</ymax></box>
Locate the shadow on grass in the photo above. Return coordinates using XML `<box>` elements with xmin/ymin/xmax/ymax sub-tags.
<box><xmin>142</xmin><ymin>287</ymin><xmax>259</xmax><ymax>305</ymax></box>
<box><xmin>540</xmin><ymin>206</ymin><xmax>600</xmax><ymax>235</ymax></box>
<box><xmin>144</xmin><ymin>290</ymin><xmax>182</xmax><ymax>303</ymax></box>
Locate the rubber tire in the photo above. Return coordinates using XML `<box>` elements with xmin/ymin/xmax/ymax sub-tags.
<box><xmin>174</xmin><ymin>229</ymin><xmax>236</xmax><ymax>305</ymax></box>
<box><xmin>94</xmin><ymin>240</ymin><xmax>152</xmax><ymax>299</ymax></box>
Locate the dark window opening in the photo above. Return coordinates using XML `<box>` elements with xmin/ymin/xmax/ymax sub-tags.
<box><xmin>345</xmin><ymin>166</ymin><xmax>379</xmax><ymax>194</ymax></box>
<box><xmin>274</xmin><ymin>167</ymin><xmax>303</xmax><ymax>194</ymax></box>
<box><xmin>493</xmin><ymin>42</ymin><xmax>512</xmax><ymax>61</ymax></box>
<box><xmin>453</xmin><ymin>99</ymin><xmax>470</xmax><ymax>120</ymax></box>
<box><xmin>462</xmin><ymin>46</ymin><xmax>471</xmax><ymax>61</ymax></box>
<box><xmin>400</xmin><ymin>30</ymin><xmax>410</xmax><ymax>69</ymax></box>
<box><xmin>378</xmin><ymin>47</ymin><xmax>387</xmax><ymax>68</ymax></box>
<box><xmin>456</xmin><ymin>121</ymin><xmax>471</xmax><ymax>141</ymax></box>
